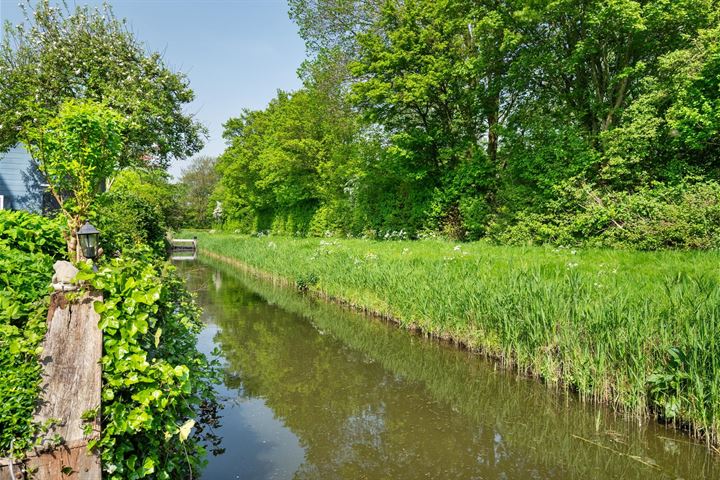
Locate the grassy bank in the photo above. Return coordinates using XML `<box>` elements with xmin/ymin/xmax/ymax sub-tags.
<box><xmin>188</xmin><ymin>231</ymin><xmax>720</xmax><ymax>446</ymax></box>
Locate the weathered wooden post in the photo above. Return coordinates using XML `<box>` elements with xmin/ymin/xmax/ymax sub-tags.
<box><xmin>0</xmin><ymin>262</ymin><xmax>103</xmax><ymax>480</ymax></box>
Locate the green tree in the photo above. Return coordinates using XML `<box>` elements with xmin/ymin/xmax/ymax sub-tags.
<box><xmin>109</xmin><ymin>167</ymin><xmax>185</xmax><ymax>230</ymax></box>
<box><xmin>178</xmin><ymin>156</ymin><xmax>219</xmax><ymax>228</ymax></box>
<box><xmin>506</xmin><ymin>1</ymin><xmax>717</xmax><ymax>184</ymax></box>
<box><xmin>0</xmin><ymin>0</ymin><xmax>205</xmax><ymax>167</ymax></box>
<box><xmin>217</xmin><ymin>90</ymin><xmax>324</xmax><ymax>233</ymax></box>
<box><xmin>601</xmin><ymin>24</ymin><xmax>720</xmax><ymax>186</ymax></box>
<box><xmin>217</xmin><ymin>54</ymin><xmax>363</xmax><ymax>235</ymax></box>
<box><xmin>215</xmin><ymin>0</ymin><xmax>720</xmax><ymax>246</ymax></box>
<box><xmin>288</xmin><ymin>0</ymin><xmax>384</xmax><ymax>54</ymax></box>
<box><xmin>21</xmin><ymin>99</ymin><xmax>125</xmax><ymax>260</ymax></box>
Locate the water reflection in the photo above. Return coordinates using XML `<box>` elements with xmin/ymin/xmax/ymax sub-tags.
<box><xmin>180</xmin><ymin>260</ymin><xmax>720</xmax><ymax>480</ymax></box>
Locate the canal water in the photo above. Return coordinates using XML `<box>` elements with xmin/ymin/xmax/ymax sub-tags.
<box><xmin>178</xmin><ymin>259</ymin><xmax>720</xmax><ymax>479</ymax></box>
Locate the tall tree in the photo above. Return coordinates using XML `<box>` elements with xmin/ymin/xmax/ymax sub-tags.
<box><xmin>288</xmin><ymin>0</ymin><xmax>384</xmax><ymax>55</ymax></box>
<box><xmin>216</xmin><ymin>0</ymin><xmax>720</xmax><ymax>244</ymax></box>
<box><xmin>178</xmin><ymin>156</ymin><xmax>219</xmax><ymax>228</ymax></box>
<box><xmin>514</xmin><ymin>0</ymin><xmax>716</xmax><ymax>140</ymax></box>
<box><xmin>601</xmin><ymin>23</ymin><xmax>720</xmax><ymax>186</ymax></box>
<box><xmin>0</xmin><ymin>0</ymin><xmax>206</xmax><ymax>168</ymax></box>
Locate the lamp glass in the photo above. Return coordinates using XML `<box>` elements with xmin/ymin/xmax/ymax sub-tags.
<box><xmin>77</xmin><ymin>222</ymin><xmax>100</xmax><ymax>259</ymax></box>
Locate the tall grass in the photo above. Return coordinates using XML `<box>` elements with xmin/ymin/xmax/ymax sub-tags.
<box><xmin>189</xmin><ymin>232</ymin><xmax>720</xmax><ymax>446</ymax></box>
<box><xmin>193</xmin><ymin>257</ymin><xmax>720</xmax><ymax>479</ymax></box>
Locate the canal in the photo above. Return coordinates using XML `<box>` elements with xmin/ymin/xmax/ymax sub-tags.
<box><xmin>178</xmin><ymin>258</ymin><xmax>720</xmax><ymax>479</ymax></box>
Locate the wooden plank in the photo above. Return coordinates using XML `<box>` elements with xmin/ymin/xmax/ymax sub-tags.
<box><xmin>31</xmin><ymin>291</ymin><xmax>102</xmax><ymax>479</ymax></box>
<box><xmin>171</xmin><ymin>239</ymin><xmax>197</xmax><ymax>248</ymax></box>
<box><xmin>171</xmin><ymin>239</ymin><xmax>196</xmax><ymax>245</ymax></box>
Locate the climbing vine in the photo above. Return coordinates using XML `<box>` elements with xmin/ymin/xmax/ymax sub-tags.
<box><xmin>0</xmin><ymin>211</ymin><xmax>63</xmax><ymax>455</ymax></box>
<box><xmin>77</xmin><ymin>250</ymin><xmax>218</xmax><ymax>479</ymax></box>
<box><xmin>0</xmin><ymin>210</ymin><xmax>217</xmax><ymax>478</ymax></box>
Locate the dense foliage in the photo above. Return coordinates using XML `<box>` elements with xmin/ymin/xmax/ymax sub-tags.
<box><xmin>0</xmin><ymin>213</ymin><xmax>216</xmax><ymax>478</ymax></box>
<box><xmin>77</xmin><ymin>252</ymin><xmax>216</xmax><ymax>479</ymax></box>
<box><xmin>194</xmin><ymin>231</ymin><xmax>720</xmax><ymax>446</ymax></box>
<box><xmin>211</xmin><ymin>0</ymin><xmax>720</xmax><ymax>248</ymax></box>
<box><xmin>93</xmin><ymin>190</ymin><xmax>169</xmax><ymax>258</ymax></box>
<box><xmin>1</xmin><ymin>2</ymin><xmax>215</xmax><ymax>475</ymax></box>
<box><xmin>177</xmin><ymin>156</ymin><xmax>219</xmax><ymax>229</ymax></box>
<box><xmin>0</xmin><ymin>211</ymin><xmax>64</xmax><ymax>455</ymax></box>
<box><xmin>110</xmin><ymin>168</ymin><xmax>187</xmax><ymax>231</ymax></box>
<box><xmin>91</xmin><ymin>167</ymin><xmax>193</xmax><ymax>257</ymax></box>
<box><xmin>22</xmin><ymin>99</ymin><xmax>126</xmax><ymax>260</ymax></box>
<box><xmin>0</xmin><ymin>0</ymin><xmax>205</xmax><ymax>168</ymax></box>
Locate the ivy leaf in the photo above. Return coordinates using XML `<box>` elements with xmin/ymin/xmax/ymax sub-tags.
<box><xmin>154</xmin><ymin>328</ymin><xmax>162</xmax><ymax>348</ymax></box>
<box><xmin>93</xmin><ymin>301</ymin><xmax>106</xmax><ymax>314</ymax></box>
<box><xmin>178</xmin><ymin>419</ymin><xmax>195</xmax><ymax>442</ymax></box>
<box><xmin>142</xmin><ymin>456</ymin><xmax>155</xmax><ymax>474</ymax></box>
<box><xmin>74</xmin><ymin>269</ymin><xmax>96</xmax><ymax>282</ymax></box>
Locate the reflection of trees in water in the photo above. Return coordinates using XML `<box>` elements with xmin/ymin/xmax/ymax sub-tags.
<box><xmin>212</xmin><ymin>296</ymin><xmax>544</xmax><ymax>479</ymax></box>
<box><xmin>183</xmin><ymin>260</ymin><xmax>720</xmax><ymax>480</ymax></box>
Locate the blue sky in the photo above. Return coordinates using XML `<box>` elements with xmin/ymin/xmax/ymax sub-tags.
<box><xmin>0</xmin><ymin>0</ymin><xmax>307</xmax><ymax>177</ymax></box>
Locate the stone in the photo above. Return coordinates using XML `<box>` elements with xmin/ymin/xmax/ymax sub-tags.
<box><xmin>52</xmin><ymin>261</ymin><xmax>79</xmax><ymax>291</ymax></box>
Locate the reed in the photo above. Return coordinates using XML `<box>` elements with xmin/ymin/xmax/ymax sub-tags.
<box><xmin>189</xmin><ymin>232</ymin><xmax>720</xmax><ymax>446</ymax></box>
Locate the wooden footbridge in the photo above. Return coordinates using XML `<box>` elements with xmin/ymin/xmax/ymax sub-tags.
<box><xmin>170</xmin><ymin>237</ymin><xmax>197</xmax><ymax>261</ymax></box>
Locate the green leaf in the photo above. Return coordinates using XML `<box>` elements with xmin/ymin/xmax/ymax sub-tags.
<box><xmin>142</xmin><ymin>456</ymin><xmax>155</xmax><ymax>474</ymax></box>
<box><xmin>74</xmin><ymin>271</ymin><xmax>96</xmax><ymax>281</ymax></box>
<box><xmin>93</xmin><ymin>301</ymin><xmax>106</xmax><ymax>314</ymax></box>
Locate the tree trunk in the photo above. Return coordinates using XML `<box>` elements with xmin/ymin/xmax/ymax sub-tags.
<box><xmin>488</xmin><ymin>113</ymin><xmax>498</xmax><ymax>165</ymax></box>
<box><xmin>487</xmin><ymin>91</ymin><xmax>500</xmax><ymax>165</ymax></box>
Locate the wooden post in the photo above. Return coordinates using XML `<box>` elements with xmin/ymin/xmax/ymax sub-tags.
<box><xmin>0</xmin><ymin>291</ymin><xmax>103</xmax><ymax>480</ymax></box>
<box><xmin>0</xmin><ymin>459</ymin><xmax>24</xmax><ymax>480</ymax></box>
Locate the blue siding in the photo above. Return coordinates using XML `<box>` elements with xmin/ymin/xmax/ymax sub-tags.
<box><xmin>0</xmin><ymin>146</ymin><xmax>43</xmax><ymax>212</ymax></box>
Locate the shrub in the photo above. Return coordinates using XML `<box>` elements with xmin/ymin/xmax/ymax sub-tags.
<box><xmin>77</xmin><ymin>249</ymin><xmax>217</xmax><ymax>479</ymax></box>
<box><xmin>0</xmin><ymin>210</ymin><xmax>63</xmax><ymax>455</ymax></box>
<box><xmin>92</xmin><ymin>191</ymin><xmax>169</xmax><ymax>258</ymax></box>
<box><xmin>0</xmin><ymin>210</ymin><xmax>65</xmax><ymax>257</ymax></box>
<box><xmin>500</xmin><ymin>180</ymin><xmax>720</xmax><ymax>249</ymax></box>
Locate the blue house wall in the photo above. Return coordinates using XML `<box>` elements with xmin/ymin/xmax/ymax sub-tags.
<box><xmin>0</xmin><ymin>146</ymin><xmax>44</xmax><ymax>212</ymax></box>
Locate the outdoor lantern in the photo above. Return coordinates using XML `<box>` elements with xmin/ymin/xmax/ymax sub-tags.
<box><xmin>77</xmin><ymin>221</ymin><xmax>100</xmax><ymax>260</ymax></box>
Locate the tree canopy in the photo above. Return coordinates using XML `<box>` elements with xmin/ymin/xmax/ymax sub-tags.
<box><xmin>22</xmin><ymin>99</ymin><xmax>125</xmax><ymax>259</ymax></box>
<box><xmin>0</xmin><ymin>0</ymin><xmax>205</xmax><ymax>168</ymax></box>
<box><xmin>212</xmin><ymin>0</ymin><xmax>720</xmax><ymax>248</ymax></box>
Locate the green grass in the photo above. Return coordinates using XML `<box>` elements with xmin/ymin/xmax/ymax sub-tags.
<box><xmin>187</xmin><ymin>231</ymin><xmax>720</xmax><ymax>446</ymax></box>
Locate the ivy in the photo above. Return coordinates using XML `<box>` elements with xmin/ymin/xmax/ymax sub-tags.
<box><xmin>0</xmin><ymin>210</ymin><xmax>217</xmax><ymax>478</ymax></box>
<box><xmin>0</xmin><ymin>210</ymin><xmax>65</xmax><ymax>257</ymax></box>
<box><xmin>77</xmin><ymin>250</ymin><xmax>218</xmax><ymax>479</ymax></box>
<box><xmin>0</xmin><ymin>211</ymin><xmax>63</xmax><ymax>455</ymax></box>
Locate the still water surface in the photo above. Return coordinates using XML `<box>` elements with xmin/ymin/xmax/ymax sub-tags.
<box><xmin>178</xmin><ymin>259</ymin><xmax>720</xmax><ymax>479</ymax></box>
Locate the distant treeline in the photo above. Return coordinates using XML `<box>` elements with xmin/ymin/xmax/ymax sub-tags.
<box><xmin>205</xmin><ymin>0</ymin><xmax>720</xmax><ymax>249</ymax></box>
